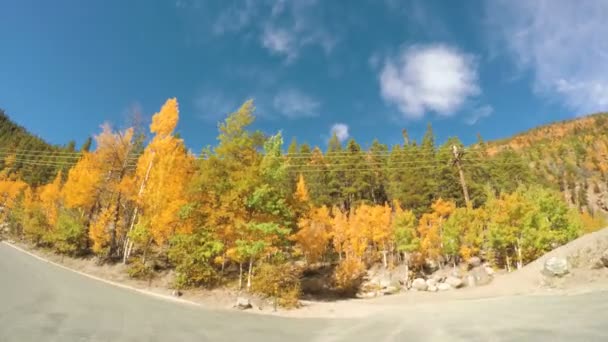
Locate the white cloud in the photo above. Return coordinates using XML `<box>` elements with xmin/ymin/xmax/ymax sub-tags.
<box><xmin>379</xmin><ymin>44</ymin><xmax>480</xmax><ymax>119</ymax></box>
<box><xmin>487</xmin><ymin>0</ymin><xmax>608</xmax><ymax>114</ymax></box>
<box><xmin>273</xmin><ymin>89</ymin><xmax>320</xmax><ymax>119</ymax></box>
<box><xmin>330</xmin><ymin>123</ymin><xmax>349</xmax><ymax>142</ymax></box>
<box><xmin>262</xmin><ymin>26</ymin><xmax>298</xmax><ymax>62</ymax></box>
<box><xmin>465</xmin><ymin>105</ymin><xmax>493</xmax><ymax>125</ymax></box>
<box><xmin>211</xmin><ymin>0</ymin><xmax>336</xmax><ymax>63</ymax></box>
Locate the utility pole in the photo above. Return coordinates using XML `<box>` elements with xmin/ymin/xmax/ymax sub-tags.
<box><xmin>452</xmin><ymin>145</ymin><xmax>471</xmax><ymax>208</ymax></box>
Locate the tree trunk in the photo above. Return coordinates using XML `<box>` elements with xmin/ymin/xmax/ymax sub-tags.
<box><xmin>246</xmin><ymin>258</ymin><xmax>253</xmax><ymax>292</ymax></box>
<box><xmin>382</xmin><ymin>250</ymin><xmax>388</xmax><ymax>268</ymax></box>
<box><xmin>506</xmin><ymin>254</ymin><xmax>512</xmax><ymax>272</ymax></box>
<box><xmin>516</xmin><ymin>240</ymin><xmax>523</xmax><ymax>270</ymax></box>
<box><xmin>122</xmin><ymin>155</ymin><xmax>154</xmax><ymax>264</ymax></box>
<box><xmin>405</xmin><ymin>261</ymin><xmax>409</xmax><ymax>288</ymax></box>
<box><xmin>238</xmin><ymin>263</ymin><xmax>243</xmax><ymax>290</ymax></box>
<box><xmin>452</xmin><ymin>145</ymin><xmax>471</xmax><ymax>208</ymax></box>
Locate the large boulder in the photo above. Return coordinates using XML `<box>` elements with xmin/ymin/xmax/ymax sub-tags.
<box><xmin>445</xmin><ymin>276</ymin><xmax>464</xmax><ymax>289</ymax></box>
<box><xmin>601</xmin><ymin>249</ymin><xmax>608</xmax><ymax>268</ymax></box>
<box><xmin>437</xmin><ymin>283</ymin><xmax>452</xmax><ymax>291</ymax></box>
<box><xmin>427</xmin><ymin>285</ymin><xmax>438</xmax><ymax>292</ymax></box>
<box><xmin>468</xmin><ymin>257</ymin><xmax>482</xmax><ymax>268</ymax></box>
<box><xmin>234</xmin><ymin>297</ymin><xmax>252</xmax><ymax>310</ymax></box>
<box><xmin>412</xmin><ymin>278</ymin><xmax>428</xmax><ymax>291</ymax></box>
<box><xmin>425</xmin><ymin>278</ymin><xmax>437</xmax><ymax>287</ymax></box>
<box><xmin>543</xmin><ymin>257</ymin><xmax>569</xmax><ymax>277</ymax></box>
<box><xmin>467</xmin><ymin>266</ymin><xmax>493</xmax><ymax>286</ymax></box>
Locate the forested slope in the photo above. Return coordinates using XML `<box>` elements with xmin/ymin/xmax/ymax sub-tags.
<box><xmin>486</xmin><ymin>112</ymin><xmax>608</xmax><ymax>216</ymax></box>
<box><xmin>0</xmin><ymin>109</ymin><xmax>89</xmax><ymax>185</ymax></box>
<box><xmin>0</xmin><ymin>100</ymin><xmax>605</xmax><ymax>306</ymax></box>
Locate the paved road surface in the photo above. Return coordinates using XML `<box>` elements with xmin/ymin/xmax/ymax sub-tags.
<box><xmin>1</xmin><ymin>242</ymin><xmax>608</xmax><ymax>341</ymax></box>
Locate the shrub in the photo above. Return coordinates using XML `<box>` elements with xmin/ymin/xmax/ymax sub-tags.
<box><xmin>168</xmin><ymin>231</ymin><xmax>224</xmax><ymax>289</ymax></box>
<box><xmin>127</xmin><ymin>258</ymin><xmax>154</xmax><ymax>279</ymax></box>
<box><xmin>333</xmin><ymin>258</ymin><xmax>365</xmax><ymax>296</ymax></box>
<box><xmin>252</xmin><ymin>262</ymin><xmax>302</xmax><ymax>308</ymax></box>
<box><xmin>47</xmin><ymin>209</ymin><xmax>87</xmax><ymax>255</ymax></box>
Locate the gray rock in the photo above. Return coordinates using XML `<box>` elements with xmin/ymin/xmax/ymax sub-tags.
<box><xmin>358</xmin><ymin>291</ymin><xmax>378</xmax><ymax>299</ymax></box>
<box><xmin>382</xmin><ymin>286</ymin><xmax>399</xmax><ymax>295</ymax></box>
<box><xmin>468</xmin><ymin>257</ymin><xmax>482</xmax><ymax>268</ymax></box>
<box><xmin>412</xmin><ymin>278</ymin><xmax>428</xmax><ymax>291</ymax></box>
<box><xmin>466</xmin><ymin>274</ymin><xmax>476</xmax><ymax>287</ymax></box>
<box><xmin>234</xmin><ymin>297</ymin><xmax>252</xmax><ymax>310</ymax></box>
<box><xmin>425</xmin><ymin>278</ymin><xmax>437</xmax><ymax>287</ymax></box>
<box><xmin>432</xmin><ymin>274</ymin><xmax>446</xmax><ymax>283</ymax></box>
<box><xmin>484</xmin><ymin>266</ymin><xmax>495</xmax><ymax>276</ymax></box>
<box><xmin>591</xmin><ymin>259</ymin><xmax>605</xmax><ymax>270</ymax></box>
<box><xmin>445</xmin><ymin>276</ymin><xmax>464</xmax><ymax>288</ymax></box>
<box><xmin>543</xmin><ymin>257</ymin><xmax>569</xmax><ymax>277</ymax></box>
<box><xmin>468</xmin><ymin>266</ymin><xmax>492</xmax><ymax>286</ymax></box>
<box><xmin>437</xmin><ymin>283</ymin><xmax>452</xmax><ymax>291</ymax></box>
<box><xmin>427</xmin><ymin>285</ymin><xmax>438</xmax><ymax>292</ymax></box>
<box><xmin>601</xmin><ymin>249</ymin><xmax>608</xmax><ymax>268</ymax></box>
<box><xmin>171</xmin><ymin>290</ymin><xmax>182</xmax><ymax>297</ymax></box>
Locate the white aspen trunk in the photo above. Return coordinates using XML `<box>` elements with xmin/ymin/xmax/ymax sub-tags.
<box><xmin>239</xmin><ymin>263</ymin><xmax>243</xmax><ymax>290</ymax></box>
<box><xmin>246</xmin><ymin>258</ymin><xmax>253</xmax><ymax>291</ymax></box>
<box><xmin>122</xmin><ymin>155</ymin><xmax>154</xmax><ymax>264</ymax></box>
<box><xmin>382</xmin><ymin>250</ymin><xmax>388</xmax><ymax>268</ymax></box>
<box><xmin>506</xmin><ymin>255</ymin><xmax>512</xmax><ymax>272</ymax></box>
<box><xmin>516</xmin><ymin>240</ymin><xmax>523</xmax><ymax>270</ymax></box>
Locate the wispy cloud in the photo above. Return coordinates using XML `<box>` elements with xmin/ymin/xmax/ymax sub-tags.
<box><xmin>273</xmin><ymin>88</ymin><xmax>320</xmax><ymax>119</ymax></box>
<box><xmin>378</xmin><ymin>44</ymin><xmax>480</xmax><ymax>119</ymax></box>
<box><xmin>262</xmin><ymin>26</ymin><xmax>298</xmax><ymax>62</ymax></box>
<box><xmin>211</xmin><ymin>0</ymin><xmax>337</xmax><ymax>63</ymax></box>
<box><xmin>330</xmin><ymin>123</ymin><xmax>349</xmax><ymax>142</ymax></box>
<box><xmin>465</xmin><ymin>105</ymin><xmax>493</xmax><ymax>125</ymax></box>
<box><xmin>486</xmin><ymin>0</ymin><xmax>608</xmax><ymax>114</ymax></box>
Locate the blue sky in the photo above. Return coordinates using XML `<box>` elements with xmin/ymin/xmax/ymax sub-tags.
<box><xmin>1</xmin><ymin>0</ymin><xmax>607</xmax><ymax>152</ymax></box>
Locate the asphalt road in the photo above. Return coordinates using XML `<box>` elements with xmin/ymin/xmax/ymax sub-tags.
<box><xmin>1</xmin><ymin>242</ymin><xmax>608</xmax><ymax>342</ymax></box>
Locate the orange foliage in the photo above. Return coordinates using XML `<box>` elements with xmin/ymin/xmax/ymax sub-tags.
<box><xmin>418</xmin><ymin>198</ymin><xmax>455</xmax><ymax>261</ymax></box>
<box><xmin>89</xmin><ymin>206</ymin><xmax>115</xmax><ymax>254</ymax></box>
<box><xmin>292</xmin><ymin>205</ymin><xmax>331</xmax><ymax>263</ymax></box>
<box><xmin>135</xmin><ymin>98</ymin><xmax>195</xmax><ymax>245</ymax></box>
<box><xmin>62</xmin><ymin>152</ymin><xmax>103</xmax><ymax>210</ymax></box>
<box><xmin>38</xmin><ymin>172</ymin><xmax>62</xmax><ymax>226</ymax></box>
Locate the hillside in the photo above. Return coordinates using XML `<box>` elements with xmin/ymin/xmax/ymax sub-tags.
<box><xmin>485</xmin><ymin>112</ymin><xmax>608</xmax><ymax>217</ymax></box>
<box><xmin>0</xmin><ymin>99</ymin><xmax>606</xmax><ymax>309</ymax></box>
<box><xmin>0</xmin><ymin>109</ymin><xmax>82</xmax><ymax>185</ymax></box>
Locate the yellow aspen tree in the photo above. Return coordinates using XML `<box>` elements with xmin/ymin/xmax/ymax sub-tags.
<box><xmin>127</xmin><ymin>98</ymin><xmax>195</xmax><ymax>261</ymax></box>
<box><xmin>62</xmin><ymin>152</ymin><xmax>104</xmax><ymax>211</ymax></box>
<box><xmin>0</xmin><ymin>179</ymin><xmax>28</xmax><ymax>215</ymax></box>
<box><xmin>295</xmin><ymin>174</ymin><xmax>310</xmax><ymax>203</ymax></box>
<box><xmin>89</xmin><ymin>206</ymin><xmax>115</xmax><ymax>254</ymax></box>
<box><xmin>331</xmin><ymin>207</ymin><xmax>349</xmax><ymax>261</ymax></box>
<box><xmin>418</xmin><ymin>198</ymin><xmax>455</xmax><ymax>264</ymax></box>
<box><xmin>292</xmin><ymin>205</ymin><xmax>332</xmax><ymax>264</ymax></box>
<box><xmin>369</xmin><ymin>204</ymin><xmax>393</xmax><ymax>268</ymax></box>
<box><xmin>347</xmin><ymin>204</ymin><xmax>370</xmax><ymax>261</ymax></box>
<box><xmin>38</xmin><ymin>171</ymin><xmax>62</xmax><ymax>226</ymax></box>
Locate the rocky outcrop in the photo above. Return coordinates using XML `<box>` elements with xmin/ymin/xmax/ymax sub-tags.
<box><xmin>543</xmin><ymin>257</ymin><xmax>569</xmax><ymax>277</ymax></box>
<box><xmin>437</xmin><ymin>283</ymin><xmax>452</xmax><ymax>291</ymax></box>
<box><xmin>445</xmin><ymin>276</ymin><xmax>464</xmax><ymax>288</ymax></box>
<box><xmin>234</xmin><ymin>297</ymin><xmax>252</xmax><ymax>310</ymax></box>
<box><xmin>412</xmin><ymin>278</ymin><xmax>428</xmax><ymax>291</ymax></box>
